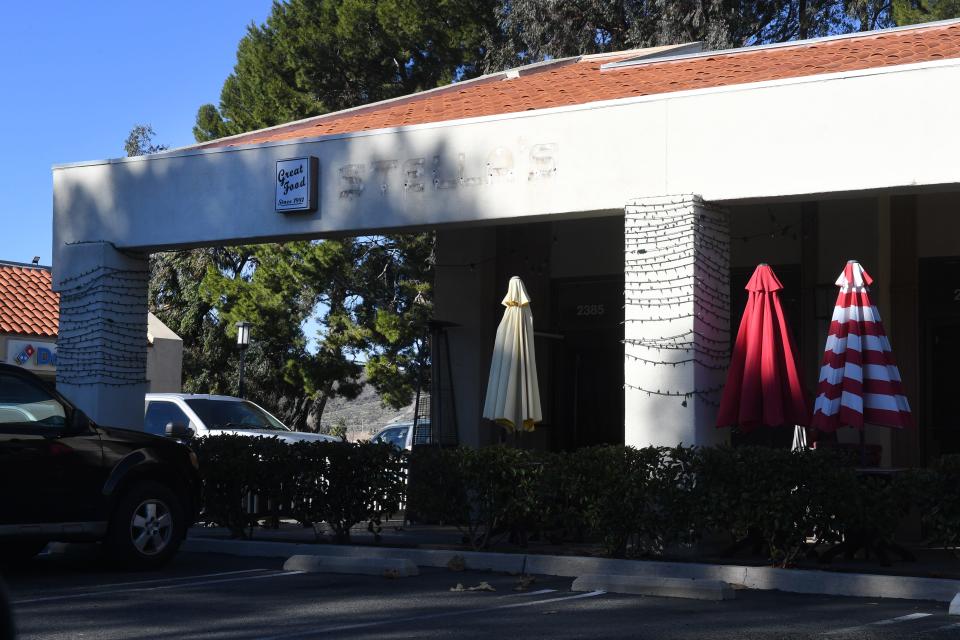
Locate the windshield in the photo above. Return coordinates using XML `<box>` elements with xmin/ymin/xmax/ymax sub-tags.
<box><xmin>184</xmin><ymin>399</ymin><xmax>291</xmax><ymax>432</ymax></box>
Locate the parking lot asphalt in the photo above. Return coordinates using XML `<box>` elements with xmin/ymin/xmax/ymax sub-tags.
<box><xmin>3</xmin><ymin>547</ymin><xmax>960</xmax><ymax>639</ymax></box>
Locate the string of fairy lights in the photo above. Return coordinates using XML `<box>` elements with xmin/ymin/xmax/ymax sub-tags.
<box><xmin>623</xmin><ymin>197</ymin><xmax>730</xmax><ymax>407</ymax></box>
<box><xmin>56</xmin><ymin>258</ymin><xmax>151</xmax><ymax>387</ymax></box>
<box><xmin>50</xmin><ymin>204</ymin><xmax>794</xmax><ymax>397</ymax></box>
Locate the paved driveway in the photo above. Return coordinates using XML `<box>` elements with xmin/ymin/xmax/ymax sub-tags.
<box><xmin>4</xmin><ymin>548</ymin><xmax>959</xmax><ymax>639</ymax></box>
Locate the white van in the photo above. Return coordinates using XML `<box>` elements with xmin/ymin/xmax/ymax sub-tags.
<box><xmin>143</xmin><ymin>393</ymin><xmax>339</xmax><ymax>443</ymax></box>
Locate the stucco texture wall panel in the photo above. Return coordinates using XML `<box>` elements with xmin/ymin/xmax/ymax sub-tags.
<box><xmin>54</xmin><ymin>64</ymin><xmax>960</xmax><ymax>254</ymax></box>
<box><xmin>54</xmin><ymin>101</ymin><xmax>670</xmax><ymax>252</ymax></box>
<box><xmin>664</xmin><ymin>64</ymin><xmax>960</xmax><ymax>200</ymax></box>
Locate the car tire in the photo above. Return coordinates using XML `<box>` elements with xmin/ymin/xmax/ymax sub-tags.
<box><xmin>0</xmin><ymin>540</ymin><xmax>48</xmax><ymax>568</ymax></box>
<box><xmin>106</xmin><ymin>481</ymin><xmax>185</xmax><ymax>570</ymax></box>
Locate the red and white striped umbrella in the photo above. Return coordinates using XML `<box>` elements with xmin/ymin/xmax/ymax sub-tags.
<box><xmin>811</xmin><ymin>261</ymin><xmax>912</xmax><ymax>431</ymax></box>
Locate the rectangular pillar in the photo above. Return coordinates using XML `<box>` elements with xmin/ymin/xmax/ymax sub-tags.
<box><xmin>53</xmin><ymin>242</ymin><xmax>150</xmax><ymax>429</ymax></box>
<box><xmin>624</xmin><ymin>195</ymin><xmax>730</xmax><ymax>448</ymax></box>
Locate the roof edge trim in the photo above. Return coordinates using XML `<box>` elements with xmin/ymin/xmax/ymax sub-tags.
<box><xmin>180</xmin><ymin>55</ymin><xmax>582</xmax><ymax>154</ymax></box>
<box><xmin>53</xmin><ymin>56</ymin><xmax>960</xmax><ymax>171</ymax></box>
<box><xmin>0</xmin><ymin>260</ymin><xmax>51</xmax><ymax>270</ymax></box>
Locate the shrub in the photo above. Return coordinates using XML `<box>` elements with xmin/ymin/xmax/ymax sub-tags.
<box><xmin>406</xmin><ymin>445</ymin><xmax>540</xmax><ymax>550</ymax></box>
<box><xmin>192</xmin><ymin>434</ymin><xmax>268</xmax><ymax>538</ymax></box>
<box><xmin>319</xmin><ymin>441</ymin><xmax>406</xmax><ymax>543</ymax></box>
<box><xmin>917</xmin><ymin>454</ymin><xmax>960</xmax><ymax>553</ymax></box>
<box><xmin>198</xmin><ymin>435</ymin><xmax>939</xmax><ymax>563</ymax></box>
<box><xmin>406</xmin><ymin>445</ymin><xmax>466</xmax><ymax>526</ymax></box>
<box><xmin>526</xmin><ymin>451</ymin><xmax>592</xmax><ymax>544</ymax></box>
<box><xmin>573</xmin><ymin>445</ymin><xmax>699</xmax><ymax>557</ymax></box>
<box><xmin>195</xmin><ymin>436</ymin><xmax>405</xmax><ymax>543</ymax></box>
<box><xmin>694</xmin><ymin>446</ymin><xmax>855</xmax><ymax>566</ymax></box>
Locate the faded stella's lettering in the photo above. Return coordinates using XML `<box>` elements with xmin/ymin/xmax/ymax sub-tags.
<box><xmin>336</xmin><ymin>142</ymin><xmax>559</xmax><ymax>199</ymax></box>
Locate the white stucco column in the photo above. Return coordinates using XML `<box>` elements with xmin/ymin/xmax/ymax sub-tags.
<box><xmin>52</xmin><ymin>242</ymin><xmax>149</xmax><ymax>428</ymax></box>
<box><xmin>624</xmin><ymin>195</ymin><xmax>730</xmax><ymax>448</ymax></box>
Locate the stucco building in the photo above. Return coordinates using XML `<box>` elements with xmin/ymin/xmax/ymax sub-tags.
<box><xmin>0</xmin><ymin>260</ymin><xmax>183</xmax><ymax>393</ymax></box>
<box><xmin>50</xmin><ymin>20</ymin><xmax>960</xmax><ymax>466</ymax></box>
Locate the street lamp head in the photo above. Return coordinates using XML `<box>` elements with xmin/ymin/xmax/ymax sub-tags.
<box><xmin>235</xmin><ymin>321</ymin><xmax>252</xmax><ymax>348</ymax></box>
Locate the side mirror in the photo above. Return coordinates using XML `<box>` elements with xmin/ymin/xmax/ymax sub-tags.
<box><xmin>165</xmin><ymin>422</ymin><xmax>194</xmax><ymax>440</ymax></box>
<box><xmin>69</xmin><ymin>408</ymin><xmax>92</xmax><ymax>432</ymax></box>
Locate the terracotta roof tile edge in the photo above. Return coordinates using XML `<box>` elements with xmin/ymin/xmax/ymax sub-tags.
<box><xmin>190</xmin><ymin>43</ymin><xmax>701</xmax><ymax>152</ymax></box>
<box><xmin>186</xmin><ymin>55</ymin><xmax>585</xmax><ymax>152</ymax></box>
<box><xmin>601</xmin><ymin>16</ymin><xmax>960</xmax><ymax>71</ymax></box>
<box><xmin>173</xmin><ymin>56</ymin><xmax>960</xmax><ymax>152</ymax></box>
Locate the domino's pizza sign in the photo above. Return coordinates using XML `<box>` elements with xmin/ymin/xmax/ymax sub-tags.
<box><xmin>275</xmin><ymin>157</ymin><xmax>319</xmax><ymax>213</ymax></box>
<box><xmin>7</xmin><ymin>339</ymin><xmax>57</xmax><ymax>372</ymax></box>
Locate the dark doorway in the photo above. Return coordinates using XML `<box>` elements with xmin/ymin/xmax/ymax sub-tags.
<box><xmin>925</xmin><ymin>322</ymin><xmax>960</xmax><ymax>459</ymax></box>
<box><xmin>552</xmin><ymin>277</ymin><xmax>624</xmax><ymax>450</ymax></box>
<box><xmin>921</xmin><ymin>257</ymin><xmax>960</xmax><ymax>463</ymax></box>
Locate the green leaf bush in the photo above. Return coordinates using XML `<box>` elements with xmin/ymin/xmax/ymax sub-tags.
<box><xmin>916</xmin><ymin>454</ymin><xmax>960</xmax><ymax>553</ymax></box>
<box><xmin>197</xmin><ymin>437</ymin><xmax>960</xmax><ymax>563</ymax></box>
<box><xmin>407</xmin><ymin>445</ymin><xmax>539</xmax><ymax>549</ymax></box>
<box><xmin>194</xmin><ymin>435</ymin><xmax>405</xmax><ymax>541</ymax></box>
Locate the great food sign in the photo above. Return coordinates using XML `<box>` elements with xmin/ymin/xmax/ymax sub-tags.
<box><xmin>276</xmin><ymin>157</ymin><xmax>319</xmax><ymax>213</ymax></box>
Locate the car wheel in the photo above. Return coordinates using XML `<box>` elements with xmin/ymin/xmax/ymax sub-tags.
<box><xmin>0</xmin><ymin>540</ymin><xmax>48</xmax><ymax>568</ymax></box>
<box><xmin>106</xmin><ymin>481</ymin><xmax>184</xmax><ymax>570</ymax></box>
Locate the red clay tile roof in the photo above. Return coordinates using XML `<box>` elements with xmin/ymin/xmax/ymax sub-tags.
<box><xmin>0</xmin><ymin>263</ymin><xmax>59</xmax><ymax>338</ymax></box>
<box><xmin>198</xmin><ymin>21</ymin><xmax>960</xmax><ymax>149</ymax></box>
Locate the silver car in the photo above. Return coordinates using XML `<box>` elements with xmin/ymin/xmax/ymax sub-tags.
<box><xmin>143</xmin><ymin>394</ymin><xmax>339</xmax><ymax>443</ymax></box>
<box><xmin>371</xmin><ymin>421</ymin><xmax>431</xmax><ymax>450</ymax></box>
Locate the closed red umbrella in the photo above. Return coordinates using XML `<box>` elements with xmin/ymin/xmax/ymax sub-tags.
<box><xmin>811</xmin><ymin>261</ymin><xmax>912</xmax><ymax>432</ymax></box>
<box><xmin>717</xmin><ymin>264</ymin><xmax>810</xmax><ymax>431</ymax></box>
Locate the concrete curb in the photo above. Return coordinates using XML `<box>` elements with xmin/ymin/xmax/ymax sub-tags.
<box><xmin>572</xmin><ymin>574</ymin><xmax>735</xmax><ymax>600</ymax></box>
<box><xmin>284</xmin><ymin>554</ymin><xmax>419</xmax><ymax>577</ymax></box>
<box><xmin>183</xmin><ymin>537</ymin><xmax>960</xmax><ymax>602</ymax></box>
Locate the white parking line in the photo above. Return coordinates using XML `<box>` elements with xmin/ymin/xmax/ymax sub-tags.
<box><xmin>509</xmin><ymin>588</ymin><xmax>558</xmax><ymax>597</ymax></box>
<box><xmin>870</xmin><ymin>613</ymin><xmax>933</xmax><ymax>625</ymax></box>
<box><xmin>257</xmin><ymin>590</ymin><xmax>607</xmax><ymax>639</ymax></box>
<box><xmin>14</xmin><ymin>570</ymin><xmax>305</xmax><ymax>605</ymax></box>
<box><xmin>825</xmin><ymin>611</ymin><xmax>934</xmax><ymax>635</ymax></box>
<box><xmin>19</xmin><ymin>568</ymin><xmax>270</xmax><ymax>595</ymax></box>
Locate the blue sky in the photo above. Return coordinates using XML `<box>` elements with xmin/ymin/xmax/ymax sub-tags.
<box><xmin>0</xmin><ymin>1</ymin><xmax>272</xmax><ymax>266</ymax></box>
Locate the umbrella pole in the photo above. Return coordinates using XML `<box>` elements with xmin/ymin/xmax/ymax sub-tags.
<box><xmin>859</xmin><ymin>428</ymin><xmax>867</xmax><ymax>467</ymax></box>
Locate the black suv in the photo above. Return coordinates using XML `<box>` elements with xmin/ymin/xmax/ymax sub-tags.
<box><xmin>0</xmin><ymin>364</ymin><xmax>200</xmax><ymax>569</ymax></box>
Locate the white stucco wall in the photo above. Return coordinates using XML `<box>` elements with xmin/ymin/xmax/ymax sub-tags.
<box><xmin>50</xmin><ymin>55</ymin><xmax>960</xmax><ymax>438</ymax></box>
<box><xmin>53</xmin><ymin>59</ymin><xmax>960</xmax><ymax>273</ymax></box>
<box><xmin>146</xmin><ymin>312</ymin><xmax>182</xmax><ymax>393</ymax></box>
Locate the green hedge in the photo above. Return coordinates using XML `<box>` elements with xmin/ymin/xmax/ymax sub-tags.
<box><xmin>916</xmin><ymin>454</ymin><xmax>960</xmax><ymax>553</ymax></box>
<box><xmin>193</xmin><ymin>435</ymin><xmax>405</xmax><ymax>541</ymax></box>
<box><xmin>408</xmin><ymin>446</ymin><xmax>960</xmax><ymax>565</ymax></box>
<box><xmin>195</xmin><ymin>436</ymin><xmax>960</xmax><ymax>561</ymax></box>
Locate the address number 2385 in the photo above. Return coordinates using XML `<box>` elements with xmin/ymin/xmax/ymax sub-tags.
<box><xmin>576</xmin><ymin>304</ymin><xmax>605</xmax><ymax>317</ymax></box>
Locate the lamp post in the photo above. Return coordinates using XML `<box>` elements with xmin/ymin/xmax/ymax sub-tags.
<box><xmin>235</xmin><ymin>321</ymin><xmax>252</xmax><ymax>398</ymax></box>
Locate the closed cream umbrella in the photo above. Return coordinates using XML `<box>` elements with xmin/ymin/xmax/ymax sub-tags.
<box><xmin>483</xmin><ymin>276</ymin><xmax>542</xmax><ymax>432</ymax></box>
